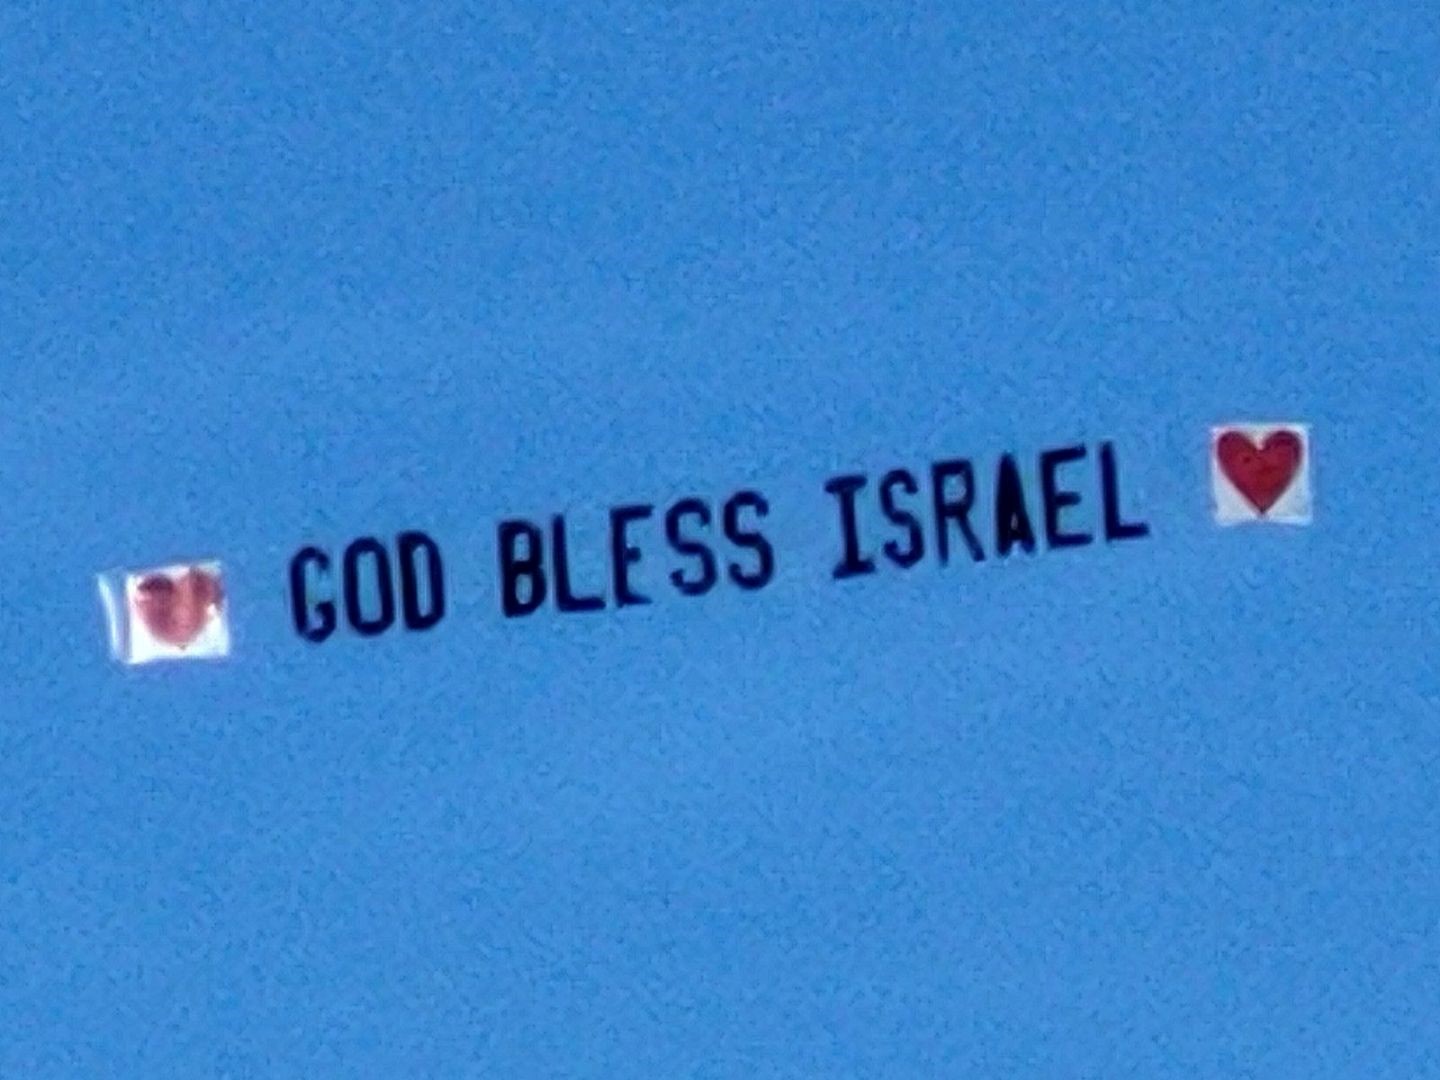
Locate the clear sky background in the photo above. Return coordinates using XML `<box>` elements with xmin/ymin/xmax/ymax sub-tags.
<box><xmin>2</xmin><ymin>2</ymin><xmax>1437</xmax><ymax>1076</ymax></box>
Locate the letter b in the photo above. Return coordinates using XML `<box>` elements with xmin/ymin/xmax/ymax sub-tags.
<box><xmin>499</xmin><ymin>520</ymin><xmax>546</xmax><ymax>617</ymax></box>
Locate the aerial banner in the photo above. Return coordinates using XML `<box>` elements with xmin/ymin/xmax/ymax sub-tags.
<box><xmin>93</xmin><ymin>424</ymin><xmax>1316</xmax><ymax>664</ymax></box>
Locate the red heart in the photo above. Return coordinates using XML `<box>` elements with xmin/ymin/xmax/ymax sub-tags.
<box><xmin>1216</xmin><ymin>429</ymin><xmax>1303</xmax><ymax>514</ymax></box>
<box><xmin>133</xmin><ymin>568</ymin><xmax>223</xmax><ymax>647</ymax></box>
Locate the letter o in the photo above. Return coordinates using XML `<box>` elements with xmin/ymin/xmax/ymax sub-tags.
<box><xmin>343</xmin><ymin>537</ymin><xmax>396</xmax><ymax>636</ymax></box>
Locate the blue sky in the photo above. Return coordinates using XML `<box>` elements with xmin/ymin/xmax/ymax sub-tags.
<box><xmin>2</xmin><ymin>2</ymin><xmax>1437</xmax><ymax>1075</ymax></box>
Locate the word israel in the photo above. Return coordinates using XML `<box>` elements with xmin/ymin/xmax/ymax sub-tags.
<box><xmin>822</xmin><ymin>440</ymin><xmax>1148</xmax><ymax>577</ymax></box>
